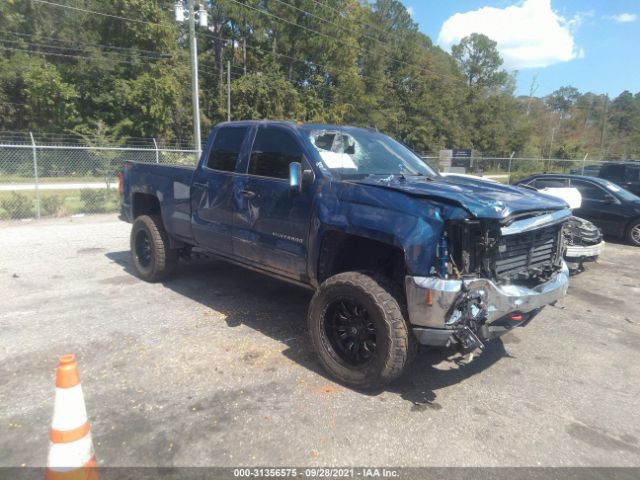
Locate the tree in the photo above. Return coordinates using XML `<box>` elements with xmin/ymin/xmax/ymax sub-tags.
<box><xmin>546</xmin><ymin>86</ymin><xmax>580</xmax><ymax>118</ymax></box>
<box><xmin>230</xmin><ymin>73</ymin><xmax>302</xmax><ymax>121</ymax></box>
<box><xmin>451</xmin><ymin>33</ymin><xmax>509</xmax><ymax>90</ymax></box>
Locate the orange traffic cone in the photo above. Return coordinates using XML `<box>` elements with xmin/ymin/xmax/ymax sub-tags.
<box><xmin>46</xmin><ymin>355</ymin><xmax>98</xmax><ymax>480</ymax></box>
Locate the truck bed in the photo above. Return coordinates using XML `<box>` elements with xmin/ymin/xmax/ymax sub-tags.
<box><xmin>121</xmin><ymin>161</ymin><xmax>196</xmax><ymax>244</ymax></box>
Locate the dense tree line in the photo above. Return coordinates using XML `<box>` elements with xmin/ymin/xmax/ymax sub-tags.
<box><xmin>1</xmin><ymin>0</ymin><xmax>638</xmax><ymax>159</ymax></box>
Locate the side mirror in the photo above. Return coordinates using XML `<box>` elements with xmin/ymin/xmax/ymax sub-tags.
<box><xmin>603</xmin><ymin>194</ymin><xmax>617</xmax><ymax>204</ymax></box>
<box><xmin>289</xmin><ymin>162</ymin><xmax>302</xmax><ymax>194</ymax></box>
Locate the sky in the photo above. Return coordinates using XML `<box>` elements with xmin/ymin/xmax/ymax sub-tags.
<box><xmin>400</xmin><ymin>0</ymin><xmax>640</xmax><ymax>98</ymax></box>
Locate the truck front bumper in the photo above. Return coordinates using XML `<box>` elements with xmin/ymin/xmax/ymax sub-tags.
<box><xmin>405</xmin><ymin>262</ymin><xmax>570</xmax><ymax>346</ymax></box>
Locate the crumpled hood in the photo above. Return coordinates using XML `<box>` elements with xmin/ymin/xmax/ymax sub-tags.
<box><xmin>352</xmin><ymin>174</ymin><xmax>569</xmax><ymax>219</ymax></box>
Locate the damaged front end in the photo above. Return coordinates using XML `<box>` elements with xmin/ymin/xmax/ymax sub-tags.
<box><xmin>564</xmin><ymin>216</ymin><xmax>605</xmax><ymax>273</ymax></box>
<box><xmin>406</xmin><ymin>209</ymin><xmax>571</xmax><ymax>352</ymax></box>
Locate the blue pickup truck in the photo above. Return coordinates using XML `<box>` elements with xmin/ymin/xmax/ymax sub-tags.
<box><xmin>120</xmin><ymin>120</ymin><xmax>571</xmax><ymax>388</ymax></box>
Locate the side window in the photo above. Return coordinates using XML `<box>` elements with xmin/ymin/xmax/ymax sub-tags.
<box><xmin>627</xmin><ymin>166</ymin><xmax>639</xmax><ymax>182</ymax></box>
<box><xmin>534</xmin><ymin>178</ymin><xmax>568</xmax><ymax>188</ymax></box>
<box><xmin>571</xmin><ymin>180</ymin><xmax>608</xmax><ymax>201</ymax></box>
<box><xmin>248</xmin><ymin>126</ymin><xmax>303</xmax><ymax>179</ymax></box>
<box><xmin>206</xmin><ymin>127</ymin><xmax>248</xmax><ymax>172</ymax></box>
<box><xmin>601</xmin><ymin>164</ymin><xmax>625</xmax><ymax>183</ymax></box>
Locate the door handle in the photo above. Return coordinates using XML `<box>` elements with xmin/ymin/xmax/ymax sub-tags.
<box><xmin>240</xmin><ymin>189</ymin><xmax>256</xmax><ymax>198</ymax></box>
<box><xmin>192</xmin><ymin>182</ymin><xmax>207</xmax><ymax>189</ymax></box>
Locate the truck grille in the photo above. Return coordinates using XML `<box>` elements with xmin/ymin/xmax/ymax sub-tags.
<box><xmin>494</xmin><ymin>225</ymin><xmax>562</xmax><ymax>281</ymax></box>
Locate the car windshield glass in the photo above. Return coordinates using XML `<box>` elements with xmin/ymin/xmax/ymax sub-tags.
<box><xmin>602</xmin><ymin>180</ymin><xmax>640</xmax><ymax>201</ymax></box>
<box><xmin>302</xmin><ymin>127</ymin><xmax>437</xmax><ymax>178</ymax></box>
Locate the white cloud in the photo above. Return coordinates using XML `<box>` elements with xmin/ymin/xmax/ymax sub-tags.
<box><xmin>437</xmin><ymin>0</ymin><xmax>584</xmax><ymax>70</ymax></box>
<box><xmin>607</xmin><ymin>13</ymin><xmax>637</xmax><ymax>23</ymax></box>
<box><xmin>406</xmin><ymin>6</ymin><xmax>414</xmax><ymax>17</ymax></box>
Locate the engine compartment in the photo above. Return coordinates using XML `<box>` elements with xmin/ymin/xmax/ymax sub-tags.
<box><xmin>444</xmin><ymin>213</ymin><xmax>566</xmax><ymax>286</ymax></box>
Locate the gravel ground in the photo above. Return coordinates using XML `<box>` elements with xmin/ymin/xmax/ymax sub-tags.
<box><xmin>0</xmin><ymin>214</ymin><xmax>639</xmax><ymax>467</ymax></box>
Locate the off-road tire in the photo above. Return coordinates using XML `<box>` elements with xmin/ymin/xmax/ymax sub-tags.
<box><xmin>130</xmin><ymin>214</ymin><xmax>178</xmax><ymax>282</ymax></box>
<box><xmin>308</xmin><ymin>272</ymin><xmax>411</xmax><ymax>389</ymax></box>
<box><xmin>626</xmin><ymin>219</ymin><xmax>640</xmax><ymax>247</ymax></box>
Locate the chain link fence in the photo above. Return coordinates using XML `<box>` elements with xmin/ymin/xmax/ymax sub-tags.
<box><xmin>0</xmin><ymin>133</ymin><xmax>625</xmax><ymax>220</ymax></box>
<box><xmin>421</xmin><ymin>155</ymin><xmax>610</xmax><ymax>183</ymax></box>
<box><xmin>0</xmin><ymin>137</ymin><xmax>198</xmax><ymax>220</ymax></box>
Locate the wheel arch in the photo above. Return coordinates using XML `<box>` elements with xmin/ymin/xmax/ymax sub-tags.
<box><xmin>132</xmin><ymin>192</ymin><xmax>161</xmax><ymax>219</ymax></box>
<box><xmin>316</xmin><ymin>230</ymin><xmax>408</xmax><ymax>286</ymax></box>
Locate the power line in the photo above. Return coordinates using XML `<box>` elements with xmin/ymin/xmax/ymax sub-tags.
<box><xmin>25</xmin><ymin>0</ymin><xmax>452</xmax><ymax>108</ymax></box>
<box><xmin>31</xmin><ymin>0</ymin><xmax>453</xmax><ymax>85</ymax></box>
<box><xmin>200</xmin><ymin>30</ymin><xmax>434</xmax><ymax>94</ymax></box>
<box><xmin>0</xmin><ymin>38</ymin><xmax>174</xmax><ymax>62</ymax></box>
<box><xmin>200</xmin><ymin>30</ymin><xmax>394</xmax><ymax>85</ymax></box>
<box><xmin>1</xmin><ymin>43</ymin><xmax>241</xmax><ymax>81</ymax></box>
<box><xmin>274</xmin><ymin>0</ymin><xmax>435</xmax><ymax>80</ymax></box>
<box><xmin>1</xmin><ymin>30</ymin><xmax>172</xmax><ymax>58</ymax></box>
<box><xmin>226</xmin><ymin>0</ymin><xmax>451</xmax><ymax>82</ymax></box>
<box><xmin>201</xmin><ymin>31</ymin><xmax>336</xmax><ymax>76</ymax></box>
<box><xmin>0</xmin><ymin>45</ymin><xmax>178</xmax><ymax>68</ymax></box>
<box><xmin>308</xmin><ymin>0</ymin><xmax>392</xmax><ymax>38</ymax></box>
<box><xmin>272</xmin><ymin>0</ymin><xmax>401</xmax><ymax>53</ymax></box>
<box><xmin>32</xmin><ymin>0</ymin><xmax>158</xmax><ymax>26</ymax></box>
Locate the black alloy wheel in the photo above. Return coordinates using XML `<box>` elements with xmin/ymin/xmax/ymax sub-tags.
<box><xmin>324</xmin><ymin>297</ymin><xmax>377</xmax><ymax>366</ymax></box>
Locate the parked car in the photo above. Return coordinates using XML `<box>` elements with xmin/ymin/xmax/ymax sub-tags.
<box><xmin>516</xmin><ymin>174</ymin><xmax>640</xmax><ymax>246</ymax></box>
<box><xmin>563</xmin><ymin>216</ymin><xmax>605</xmax><ymax>272</ymax></box>
<box><xmin>120</xmin><ymin>121</ymin><xmax>572</xmax><ymax>388</ymax></box>
<box><xmin>597</xmin><ymin>162</ymin><xmax>640</xmax><ymax>196</ymax></box>
<box><xmin>516</xmin><ymin>182</ymin><xmax>605</xmax><ymax>270</ymax></box>
<box><xmin>569</xmin><ymin>164</ymin><xmax>602</xmax><ymax>176</ymax></box>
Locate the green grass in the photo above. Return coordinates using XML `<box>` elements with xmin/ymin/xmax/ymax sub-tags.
<box><xmin>0</xmin><ymin>175</ymin><xmax>111</xmax><ymax>184</ymax></box>
<box><xmin>0</xmin><ymin>189</ymin><xmax>120</xmax><ymax>219</ymax></box>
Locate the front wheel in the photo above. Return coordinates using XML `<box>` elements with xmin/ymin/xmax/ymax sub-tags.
<box><xmin>130</xmin><ymin>214</ymin><xmax>178</xmax><ymax>282</ymax></box>
<box><xmin>307</xmin><ymin>272</ymin><xmax>411</xmax><ymax>389</ymax></box>
<box><xmin>626</xmin><ymin>220</ymin><xmax>640</xmax><ymax>247</ymax></box>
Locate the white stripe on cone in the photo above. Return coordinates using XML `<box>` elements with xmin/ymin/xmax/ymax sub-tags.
<box><xmin>47</xmin><ymin>434</ymin><xmax>94</xmax><ymax>470</ymax></box>
<box><xmin>51</xmin><ymin>384</ymin><xmax>88</xmax><ymax>432</ymax></box>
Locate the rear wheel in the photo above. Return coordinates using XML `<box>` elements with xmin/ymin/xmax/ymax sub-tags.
<box><xmin>130</xmin><ymin>214</ymin><xmax>178</xmax><ymax>281</ymax></box>
<box><xmin>308</xmin><ymin>272</ymin><xmax>411</xmax><ymax>389</ymax></box>
<box><xmin>626</xmin><ymin>220</ymin><xmax>640</xmax><ymax>247</ymax></box>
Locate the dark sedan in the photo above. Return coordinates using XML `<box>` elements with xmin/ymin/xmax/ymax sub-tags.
<box><xmin>515</xmin><ymin>174</ymin><xmax>640</xmax><ymax>246</ymax></box>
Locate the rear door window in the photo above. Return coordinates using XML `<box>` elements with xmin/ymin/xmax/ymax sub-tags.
<box><xmin>248</xmin><ymin>126</ymin><xmax>303</xmax><ymax>179</ymax></box>
<box><xmin>533</xmin><ymin>178</ymin><xmax>568</xmax><ymax>188</ymax></box>
<box><xmin>570</xmin><ymin>179</ymin><xmax>608</xmax><ymax>201</ymax></box>
<box><xmin>206</xmin><ymin>126</ymin><xmax>249</xmax><ymax>172</ymax></box>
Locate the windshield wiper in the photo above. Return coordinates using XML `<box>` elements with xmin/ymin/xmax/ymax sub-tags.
<box><xmin>406</xmin><ymin>172</ymin><xmax>436</xmax><ymax>180</ymax></box>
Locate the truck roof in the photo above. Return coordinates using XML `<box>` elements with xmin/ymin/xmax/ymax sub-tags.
<box><xmin>214</xmin><ymin>120</ymin><xmax>378</xmax><ymax>133</ymax></box>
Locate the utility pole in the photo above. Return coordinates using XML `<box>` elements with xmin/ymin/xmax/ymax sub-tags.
<box><xmin>175</xmin><ymin>1</ymin><xmax>207</xmax><ymax>158</ymax></box>
<box><xmin>227</xmin><ymin>60</ymin><xmax>231</xmax><ymax>122</ymax></box>
<box><xmin>188</xmin><ymin>0</ymin><xmax>201</xmax><ymax>159</ymax></box>
<box><xmin>548</xmin><ymin>126</ymin><xmax>557</xmax><ymax>172</ymax></box>
<box><xmin>526</xmin><ymin>74</ymin><xmax>538</xmax><ymax>116</ymax></box>
<box><xmin>600</xmin><ymin>96</ymin><xmax>609</xmax><ymax>158</ymax></box>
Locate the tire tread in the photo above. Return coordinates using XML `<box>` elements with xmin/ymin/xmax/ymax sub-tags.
<box><xmin>308</xmin><ymin>271</ymin><xmax>411</xmax><ymax>389</ymax></box>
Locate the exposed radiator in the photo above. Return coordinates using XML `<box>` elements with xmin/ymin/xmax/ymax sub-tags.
<box><xmin>494</xmin><ymin>224</ymin><xmax>562</xmax><ymax>281</ymax></box>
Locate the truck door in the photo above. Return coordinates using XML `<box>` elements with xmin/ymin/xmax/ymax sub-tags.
<box><xmin>233</xmin><ymin>125</ymin><xmax>314</xmax><ymax>280</ymax></box>
<box><xmin>191</xmin><ymin>126</ymin><xmax>250</xmax><ymax>255</ymax></box>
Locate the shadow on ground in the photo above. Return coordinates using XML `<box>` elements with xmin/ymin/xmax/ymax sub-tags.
<box><xmin>106</xmin><ymin>250</ymin><xmax>508</xmax><ymax>405</ymax></box>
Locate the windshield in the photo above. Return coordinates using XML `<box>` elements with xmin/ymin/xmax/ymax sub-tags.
<box><xmin>302</xmin><ymin>127</ymin><xmax>437</xmax><ymax>178</ymax></box>
<box><xmin>602</xmin><ymin>179</ymin><xmax>640</xmax><ymax>202</ymax></box>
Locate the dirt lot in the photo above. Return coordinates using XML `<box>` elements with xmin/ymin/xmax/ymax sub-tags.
<box><xmin>1</xmin><ymin>214</ymin><xmax>639</xmax><ymax>467</ymax></box>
